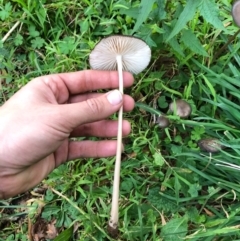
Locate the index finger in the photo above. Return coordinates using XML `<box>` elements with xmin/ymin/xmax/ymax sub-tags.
<box><xmin>43</xmin><ymin>70</ymin><xmax>134</xmax><ymax>95</ymax></box>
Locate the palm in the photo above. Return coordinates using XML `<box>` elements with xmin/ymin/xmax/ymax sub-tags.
<box><xmin>0</xmin><ymin>70</ymin><xmax>134</xmax><ymax>199</ymax></box>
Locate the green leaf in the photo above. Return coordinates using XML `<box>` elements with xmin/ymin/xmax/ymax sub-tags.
<box><xmin>166</xmin><ymin>0</ymin><xmax>199</xmax><ymax>41</ymax></box>
<box><xmin>169</xmin><ymin>37</ymin><xmax>185</xmax><ymax>57</ymax></box>
<box><xmin>180</xmin><ymin>29</ymin><xmax>209</xmax><ymax>56</ymax></box>
<box><xmin>31</xmin><ymin>37</ymin><xmax>45</xmax><ymax>49</ymax></box>
<box><xmin>171</xmin><ymin>145</ymin><xmax>183</xmax><ymax>155</ymax></box>
<box><xmin>161</xmin><ymin>217</ymin><xmax>188</xmax><ymax>241</ymax></box>
<box><xmin>131</xmin><ymin>0</ymin><xmax>156</xmax><ymax>34</ymax></box>
<box><xmin>199</xmin><ymin>0</ymin><xmax>225</xmax><ymax>31</ymax></box>
<box><xmin>53</xmin><ymin>226</ymin><xmax>73</xmax><ymax>241</ymax></box>
<box><xmin>147</xmin><ymin>187</ymin><xmax>178</xmax><ymax>213</ymax></box>
<box><xmin>14</xmin><ymin>34</ymin><xmax>23</xmax><ymax>46</ymax></box>
<box><xmin>136</xmin><ymin>26</ymin><xmax>157</xmax><ymax>47</ymax></box>
<box><xmin>158</xmin><ymin>96</ymin><xmax>168</xmax><ymax>108</ymax></box>
<box><xmin>163</xmin><ymin>24</ymin><xmax>184</xmax><ymax>56</ymax></box>
<box><xmin>119</xmin><ymin>7</ymin><xmax>139</xmax><ymax>19</ymax></box>
<box><xmin>186</xmin><ymin>207</ymin><xmax>206</xmax><ymax>224</ymax></box>
<box><xmin>29</xmin><ymin>25</ymin><xmax>40</xmax><ymax>37</ymax></box>
<box><xmin>121</xmin><ymin>178</ymin><xmax>134</xmax><ymax>192</ymax></box>
<box><xmin>0</xmin><ymin>2</ymin><xmax>12</xmax><ymax>20</ymax></box>
<box><xmin>153</xmin><ymin>0</ymin><xmax>166</xmax><ymax>21</ymax></box>
<box><xmin>80</xmin><ymin>19</ymin><xmax>89</xmax><ymax>33</ymax></box>
<box><xmin>58</xmin><ymin>37</ymin><xmax>75</xmax><ymax>54</ymax></box>
<box><xmin>153</xmin><ymin>152</ymin><xmax>165</xmax><ymax>166</ymax></box>
<box><xmin>37</xmin><ymin>7</ymin><xmax>47</xmax><ymax>28</ymax></box>
<box><xmin>146</xmin><ymin>209</ymin><xmax>157</xmax><ymax>224</ymax></box>
<box><xmin>188</xmin><ymin>183</ymin><xmax>201</xmax><ymax>197</ymax></box>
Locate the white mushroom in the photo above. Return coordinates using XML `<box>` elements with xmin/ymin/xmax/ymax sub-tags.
<box><xmin>232</xmin><ymin>1</ymin><xmax>240</xmax><ymax>27</ymax></box>
<box><xmin>89</xmin><ymin>35</ymin><xmax>151</xmax><ymax>237</ymax></box>
<box><xmin>89</xmin><ymin>35</ymin><xmax>151</xmax><ymax>74</ymax></box>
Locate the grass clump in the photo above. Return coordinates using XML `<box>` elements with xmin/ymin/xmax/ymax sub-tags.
<box><xmin>1</xmin><ymin>0</ymin><xmax>240</xmax><ymax>240</ymax></box>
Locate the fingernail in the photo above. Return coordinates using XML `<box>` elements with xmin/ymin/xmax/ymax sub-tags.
<box><xmin>107</xmin><ymin>90</ymin><xmax>122</xmax><ymax>105</ymax></box>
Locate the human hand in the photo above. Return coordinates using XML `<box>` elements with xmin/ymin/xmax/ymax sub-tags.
<box><xmin>0</xmin><ymin>70</ymin><xmax>134</xmax><ymax>199</ymax></box>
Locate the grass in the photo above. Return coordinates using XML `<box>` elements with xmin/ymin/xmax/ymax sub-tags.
<box><xmin>1</xmin><ymin>0</ymin><xmax>240</xmax><ymax>240</ymax></box>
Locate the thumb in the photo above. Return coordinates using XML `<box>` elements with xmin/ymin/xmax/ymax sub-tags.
<box><xmin>59</xmin><ymin>89</ymin><xmax>123</xmax><ymax>129</ymax></box>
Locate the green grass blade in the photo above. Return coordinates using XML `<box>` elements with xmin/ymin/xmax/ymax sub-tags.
<box><xmin>131</xmin><ymin>0</ymin><xmax>156</xmax><ymax>34</ymax></box>
<box><xmin>166</xmin><ymin>0</ymin><xmax>199</xmax><ymax>41</ymax></box>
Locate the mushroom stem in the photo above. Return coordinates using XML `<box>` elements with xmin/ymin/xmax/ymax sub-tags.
<box><xmin>108</xmin><ymin>55</ymin><xmax>123</xmax><ymax>236</ymax></box>
<box><xmin>116</xmin><ymin>55</ymin><xmax>124</xmax><ymax>94</ymax></box>
<box><xmin>89</xmin><ymin>35</ymin><xmax>151</xmax><ymax>238</ymax></box>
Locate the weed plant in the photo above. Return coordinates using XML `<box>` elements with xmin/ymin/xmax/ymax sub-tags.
<box><xmin>1</xmin><ymin>0</ymin><xmax>240</xmax><ymax>240</ymax></box>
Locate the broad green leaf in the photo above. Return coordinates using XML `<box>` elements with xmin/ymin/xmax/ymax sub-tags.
<box><xmin>151</xmin><ymin>0</ymin><xmax>166</xmax><ymax>21</ymax></box>
<box><xmin>119</xmin><ymin>7</ymin><xmax>139</xmax><ymax>19</ymax></box>
<box><xmin>166</xmin><ymin>0</ymin><xmax>199</xmax><ymax>41</ymax></box>
<box><xmin>131</xmin><ymin>0</ymin><xmax>156</xmax><ymax>34</ymax></box>
<box><xmin>181</xmin><ymin>29</ymin><xmax>209</xmax><ymax>56</ymax></box>
<box><xmin>158</xmin><ymin>95</ymin><xmax>168</xmax><ymax>108</ymax></box>
<box><xmin>140</xmin><ymin>32</ymin><xmax>157</xmax><ymax>47</ymax></box>
<box><xmin>80</xmin><ymin>19</ymin><xmax>89</xmax><ymax>33</ymax></box>
<box><xmin>199</xmin><ymin>0</ymin><xmax>225</xmax><ymax>30</ymax></box>
<box><xmin>169</xmin><ymin>38</ymin><xmax>185</xmax><ymax>57</ymax></box>
<box><xmin>29</xmin><ymin>25</ymin><xmax>40</xmax><ymax>37</ymax></box>
<box><xmin>0</xmin><ymin>2</ymin><xmax>12</xmax><ymax>21</ymax></box>
<box><xmin>58</xmin><ymin>37</ymin><xmax>75</xmax><ymax>54</ymax></box>
<box><xmin>161</xmin><ymin>217</ymin><xmax>188</xmax><ymax>241</ymax></box>
<box><xmin>188</xmin><ymin>183</ymin><xmax>201</xmax><ymax>197</ymax></box>
<box><xmin>186</xmin><ymin>207</ymin><xmax>206</xmax><ymax>224</ymax></box>
<box><xmin>147</xmin><ymin>187</ymin><xmax>178</xmax><ymax>213</ymax></box>
<box><xmin>53</xmin><ymin>226</ymin><xmax>73</xmax><ymax>241</ymax></box>
<box><xmin>14</xmin><ymin>34</ymin><xmax>23</xmax><ymax>46</ymax></box>
<box><xmin>153</xmin><ymin>152</ymin><xmax>165</xmax><ymax>166</ymax></box>
<box><xmin>31</xmin><ymin>37</ymin><xmax>45</xmax><ymax>49</ymax></box>
<box><xmin>155</xmin><ymin>0</ymin><xmax>166</xmax><ymax>21</ymax></box>
<box><xmin>163</xmin><ymin>24</ymin><xmax>185</xmax><ymax>56</ymax></box>
<box><xmin>121</xmin><ymin>178</ymin><xmax>134</xmax><ymax>192</ymax></box>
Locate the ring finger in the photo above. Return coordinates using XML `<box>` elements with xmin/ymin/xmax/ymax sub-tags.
<box><xmin>70</xmin><ymin>119</ymin><xmax>131</xmax><ymax>138</ymax></box>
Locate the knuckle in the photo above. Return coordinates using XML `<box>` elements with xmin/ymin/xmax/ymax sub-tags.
<box><xmin>86</xmin><ymin>98</ymin><xmax>102</xmax><ymax>114</ymax></box>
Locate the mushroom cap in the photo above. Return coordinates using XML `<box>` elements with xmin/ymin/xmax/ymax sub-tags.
<box><xmin>198</xmin><ymin>138</ymin><xmax>224</xmax><ymax>153</ymax></box>
<box><xmin>156</xmin><ymin>115</ymin><xmax>170</xmax><ymax>128</ymax></box>
<box><xmin>232</xmin><ymin>1</ymin><xmax>240</xmax><ymax>27</ymax></box>
<box><xmin>169</xmin><ymin>99</ymin><xmax>192</xmax><ymax>118</ymax></box>
<box><xmin>89</xmin><ymin>35</ymin><xmax>151</xmax><ymax>74</ymax></box>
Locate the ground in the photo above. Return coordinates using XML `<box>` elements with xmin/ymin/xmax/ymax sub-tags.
<box><xmin>1</xmin><ymin>0</ymin><xmax>240</xmax><ymax>240</ymax></box>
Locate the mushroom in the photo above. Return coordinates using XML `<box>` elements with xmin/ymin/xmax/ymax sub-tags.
<box><xmin>89</xmin><ymin>35</ymin><xmax>151</xmax><ymax>237</ymax></box>
<box><xmin>198</xmin><ymin>138</ymin><xmax>225</xmax><ymax>171</ymax></box>
<box><xmin>232</xmin><ymin>1</ymin><xmax>240</xmax><ymax>27</ymax></box>
<box><xmin>169</xmin><ymin>99</ymin><xmax>191</xmax><ymax>118</ymax></box>
<box><xmin>156</xmin><ymin>115</ymin><xmax>170</xmax><ymax>128</ymax></box>
<box><xmin>198</xmin><ymin>138</ymin><xmax>224</xmax><ymax>153</ymax></box>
